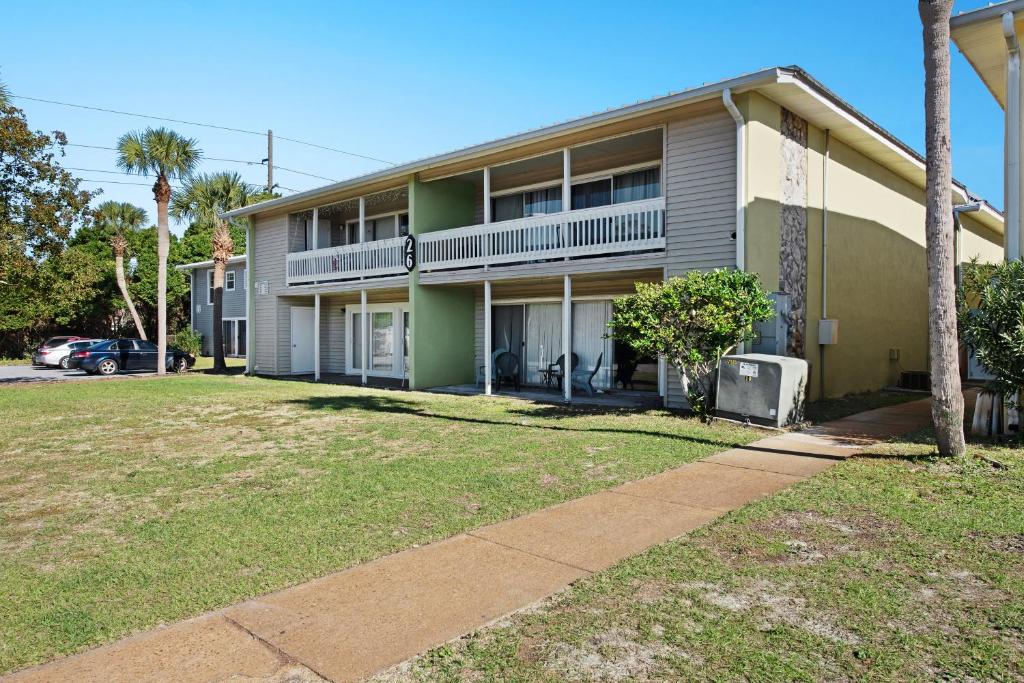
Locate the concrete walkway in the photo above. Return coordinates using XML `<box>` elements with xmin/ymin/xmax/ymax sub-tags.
<box><xmin>7</xmin><ymin>396</ymin><xmax>939</xmax><ymax>683</ymax></box>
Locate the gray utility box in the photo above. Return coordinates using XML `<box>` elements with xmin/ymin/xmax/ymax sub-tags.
<box><xmin>716</xmin><ymin>353</ymin><xmax>809</xmax><ymax>428</ymax></box>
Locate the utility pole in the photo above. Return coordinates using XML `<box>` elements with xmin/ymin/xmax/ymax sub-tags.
<box><xmin>266</xmin><ymin>129</ymin><xmax>274</xmax><ymax>194</ymax></box>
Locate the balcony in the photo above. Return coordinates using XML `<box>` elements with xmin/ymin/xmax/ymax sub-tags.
<box><xmin>418</xmin><ymin>197</ymin><xmax>665</xmax><ymax>272</ymax></box>
<box><xmin>286</xmin><ymin>236</ymin><xmax>406</xmax><ymax>285</ymax></box>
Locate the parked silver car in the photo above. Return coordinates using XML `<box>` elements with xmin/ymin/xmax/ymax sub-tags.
<box><xmin>33</xmin><ymin>338</ymin><xmax>103</xmax><ymax>369</ymax></box>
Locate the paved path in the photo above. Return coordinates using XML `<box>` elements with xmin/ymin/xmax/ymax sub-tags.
<box><xmin>0</xmin><ymin>365</ymin><xmax>156</xmax><ymax>385</ymax></box>
<box><xmin>6</xmin><ymin>396</ymin><xmax>941</xmax><ymax>683</ymax></box>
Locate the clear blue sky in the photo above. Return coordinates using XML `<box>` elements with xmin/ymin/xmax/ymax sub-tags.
<box><xmin>0</xmin><ymin>0</ymin><xmax>1005</xmax><ymax>235</ymax></box>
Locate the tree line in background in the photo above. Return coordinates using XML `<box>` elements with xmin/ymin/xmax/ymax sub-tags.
<box><xmin>0</xmin><ymin>84</ymin><xmax>268</xmax><ymax>366</ymax></box>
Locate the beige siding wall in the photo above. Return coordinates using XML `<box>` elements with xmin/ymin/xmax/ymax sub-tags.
<box><xmin>250</xmin><ymin>213</ymin><xmax>289</xmax><ymax>374</ymax></box>
<box><xmin>663</xmin><ymin>102</ymin><xmax>738</xmax><ymax>407</ymax></box>
<box><xmin>320</xmin><ymin>302</ymin><xmax>346</xmax><ymax>373</ymax></box>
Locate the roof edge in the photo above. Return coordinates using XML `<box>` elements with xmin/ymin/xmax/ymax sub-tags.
<box><xmin>175</xmin><ymin>254</ymin><xmax>247</xmax><ymax>271</ymax></box>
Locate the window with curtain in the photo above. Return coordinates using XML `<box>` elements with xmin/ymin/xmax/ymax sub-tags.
<box><xmin>612</xmin><ymin>167</ymin><xmax>660</xmax><ymax>204</ymax></box>
<box><xmin>571</xmin><ymin>178</ymin><xmax>612</xmax><ymax>210</ymax></box>
<box><xmin>524</xmin><ymin>186</ymin><xmax>562</xmax><ymax>216</ymax></box>
<box><xmin>492</xmin><ymin>194</ymin><xmax>524</xmax><ymax>222</ymax></box>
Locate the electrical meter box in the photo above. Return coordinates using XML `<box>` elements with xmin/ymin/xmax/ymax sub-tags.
<box><xmin>716</xmin><ymin>354</ymin><xmax>809</xmax><ymax>427</ymax></box>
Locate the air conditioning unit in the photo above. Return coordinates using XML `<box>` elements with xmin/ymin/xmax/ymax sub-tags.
<box><xmin>716</xmin><ymin>353</ymin><xmax>809</xmax><ymax>428</ymax></box>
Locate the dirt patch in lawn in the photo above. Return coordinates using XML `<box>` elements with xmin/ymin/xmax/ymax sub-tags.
<box><xmin>544</xmin><ymin>627</ymin><xmax>694</xmax><ymax>682</ymax></box>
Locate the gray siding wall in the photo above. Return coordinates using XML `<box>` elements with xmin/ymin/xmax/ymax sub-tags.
<box><xmin>663</xmin><ymin>104</ymin><xmax>737</xmax><ymax>407</ymax></box>
<box><xmin>252</xmin><ymin>214</ymin><xmax>289</xmax><ymax>374</ymax></box>
<box><xmin>192</xmin><ymin>264</ymin><xmax>248</xmax><ymax>354</ymax></box>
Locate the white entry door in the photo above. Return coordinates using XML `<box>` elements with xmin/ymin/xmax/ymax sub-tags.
<box><xmin>290</xmin><ymin>306</ymin><xmax>315</xmax><ymax>374</ymax></box>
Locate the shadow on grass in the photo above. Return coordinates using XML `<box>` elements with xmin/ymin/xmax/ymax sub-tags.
<box><xmin>283</xmin><ymin>394</ymin><xmax>744</xmax><ymax>449</ymax></box>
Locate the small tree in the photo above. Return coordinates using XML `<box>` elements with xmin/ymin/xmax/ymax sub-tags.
<box><xmin>611</xmin><ymin>270</ymin><xmax>774</xmax><ymax>420</ymax></box>
<box><xmin>958</xmin><ymin>259</ymin><xmax>1024</xmax><ymax>427</ymax></box>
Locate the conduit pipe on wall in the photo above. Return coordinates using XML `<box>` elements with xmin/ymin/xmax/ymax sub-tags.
<box><xmin>1004</xmin><ymin>11</ymin><xmax>1022</xmax><ymax>261</ymax></box>
<box><xmin>820</xmin><ymin>129</ymin><xmax>831</xmax><ymax>400</ymax></box>
<box><xmin>722</xmin><ymin>88</ymin><xmax>745</xmax><ymax>271</ymax></box>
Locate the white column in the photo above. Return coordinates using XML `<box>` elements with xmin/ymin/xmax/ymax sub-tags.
<box><xmin>313</xmin><ymin>293</ymin><xmax>320</xmax><ymax>382</ymax></box>
<box><xmin>358</xmin><ymin>196</ymin><xmax>366</xmax><ymax>244</ymax></box>
<box><xmin>563</xmin><ymin>274</ymin><xmax>572</xmax><ymax>403</ymax></box>
<box><xmin>483</xmin><ymin>167</ymin><xmax>491</xmax><ymax>224</ymax></box>
<box><xmin>484</xmin><ymin>280</ymin><xmax>492</xmax><ymax>395</ymax></box>
<box><xmin>311</xmin><ymin>207</ymin><xmax>319</xmax><ymax>250</ymax></box>
<box><xmin>562</xmin><ymin>148</ymin><xmax>571</xmax><ymax>212</ymax></box>
<box><xmin>360</xmin><ymin>288</ymin><xmax>368</xmax><ymax>385</ymax></box>
<box><xmin>1005</xmin><ymin>12</ymin><xmax>1023</xmax><ymax>260</ymax></box>
<box><xmin>658</xmin><ymin>355</ymin><xmax>668</xmax><ymax>407</ymax></box>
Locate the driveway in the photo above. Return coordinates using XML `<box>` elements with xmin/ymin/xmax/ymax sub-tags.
<box><xmin>0</xmin><ymin>365</ymin><xmax>156</xmax><ymax>385</ymax></box>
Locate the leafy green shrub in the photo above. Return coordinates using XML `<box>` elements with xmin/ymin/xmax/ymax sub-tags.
<box><xmin>610</xmin><ymin>269</ymin><xmax>774</xmax><ymax>420</ymax></box>
<box><xmin>958</xmin><ymin>259</ymin><xmax>1024</xmax><ymax>414</ymax></box>
<box><xmin>172</xmin><ymin>327</ymin><xmax>202</xmax><ymax>356</ymax></box>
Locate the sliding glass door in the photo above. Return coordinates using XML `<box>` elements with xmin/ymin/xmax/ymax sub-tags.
<box><xmin>346</xmin><ymin>304</ymin><xmax>407</xmax><ymax>379</ymax></box>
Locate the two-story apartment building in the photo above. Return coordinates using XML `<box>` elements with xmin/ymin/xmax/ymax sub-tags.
<box><xmin>224</xmin><ymin>66</ymin><xmax>1004</xmax><ymax>406</ymax></box>
<box><xmin>177</xmin><ymin>255</ymin><xmax>248</xmax><ymax>358</ymax></box>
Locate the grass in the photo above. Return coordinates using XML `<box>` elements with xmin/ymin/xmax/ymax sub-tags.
<box><xmin>391</xmin><ymin>430</ymin><xmax>1024</xmax><ymax>682</ymax></box>
<box><xmin>0</xmin><ymin>374</ymin><xmax>762</xmax><ymax>674</ymax></box>
<box><xmin>0</xmin><ymin>358</ymin><xmax>31</xmax><ymax>366</ymax></box>
<box><xmin>190</xmin><ymin>355</ymin><xmax>247</xmax><ymax>371</ymax></box>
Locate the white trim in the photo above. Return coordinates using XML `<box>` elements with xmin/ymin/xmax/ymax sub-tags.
<box><xmin>345</xmin><ymin>210</ymin><xmax>408</xmax><ymax>243</ymax></box>
<box><xmin>314</xmin><ymin>293</ymin><xmax>321</xmax><ymax>381</ymax></box>
<box><xmin>218</xmin><ymin>317</ymin><xmax>247</xmax><ymax>358</ymax></box>
<box><xmin>484</xmin><ymin>280</ymin><xmax>492</xmax><ymax>395</ymax></box>
<box><xmin>207</xmin><ymin>271</ymin><xmax>215</xmax><ymax>305</ymax></box>
<box><xmin>722</xmin><ymin>88</ymin><xmax>745</xmax><ymax>271</ymax></box>
<box><xmin>492</xmin><ymin>294</ymin><xmax>619</xmax><ymax>305</ymax></box>
<box><xmin>562</xmin><ymin>275</ymin><xmax>572</xmax><ymax>402</ymax></box>
<box><xmin>488</xmin><ymin>161</ymin><xmax>663</xmax><ymax>199</ymax></box>
<box><xmin>176</xmin><ymin>254</ymin><xmax>247</xmax><ymax>271</ymax></box>
<box><xmin>225</xmin><ymin>270</ymin><xmax>236</xmax><ymax>291</ymax></box>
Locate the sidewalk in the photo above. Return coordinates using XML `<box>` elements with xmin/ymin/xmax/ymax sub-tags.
<box><xmin>7</xmin><ymin>396</ymin><xmax>940</xmax><ymax>683</ymax></box>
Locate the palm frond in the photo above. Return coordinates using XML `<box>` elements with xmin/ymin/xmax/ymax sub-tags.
<box><xmin>115</xmin><ymin>131</ymin><xmax>151</xmax><ymax>176</ymax></box>
<box><xmin>96</xmin><ymin>200</ymin><xmax>149</xmax><ymax>233</ymax></box>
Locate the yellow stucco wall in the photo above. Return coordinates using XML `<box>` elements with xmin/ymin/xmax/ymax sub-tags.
<box><xmin>743</xmin><ymin>94</ymin><xmax>1004</xmax><ymax>398</ymax></box>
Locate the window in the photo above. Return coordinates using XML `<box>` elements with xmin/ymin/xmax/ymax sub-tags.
<box><xmin>399</xmin><ymin>213</ymin><xmax>410</xmax><ymax>237</ymax></box>
<box><xmin>207</xmin><ymin>271</ymin><xmax>214</xmax><ymax>304</ymax></box>
<box><xmin>225</xmin><ymin>270</ymin><xmax>235</xmax><ymax>291</ymax></box>
<box><xmin>571</xmin><ymin>178</ymin><xmax>612</xmax><ymax>210</ymax></box>
<box><xmin>612</xmin><ymin>167</ymin><xmax>660</xmax><ymax>203</ymax></box>
<box><xmin>492</xmin><ymin>186</ymin><xmax>563</xmax><ymax>221</ymax></box>
<box><xmin>115</xmin><ymin>340</ymin><xmax>135</xmax><ymax>351</ymax></box>
<box><xmin>137</xmin><ymin>340</ymin><xmax>156</xmax><ymax>351</ymax></box>
<box><xmin>492</xmin><ymin>194</ymin><xmax>524</xmax><ymax>222</ymax></box>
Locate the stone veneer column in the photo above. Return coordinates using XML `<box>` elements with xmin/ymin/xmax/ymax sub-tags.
<box><xmin>779</xmin><ymin>108</ymin><xmax>808</xmax><ymax>358</ymax></box>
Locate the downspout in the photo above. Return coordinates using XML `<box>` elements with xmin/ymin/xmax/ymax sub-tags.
<box><xmin>245</xmin><ymin>222</ymin><xmax>254</xmax><ymax>375</ymax></box>
<box><xmin>820</xmin><ymin>129</ymin><xmax>831</xmax><ymax>400</ymax></box>
<box><xmin>722</xmin><ymin>88</ymin><xmax>745</xmax><ymax>271</ymax></box>
<box><xmin>953</xmin><ymin>203</ymin><xmax>981</xmax><ymax>288</ymax></box>
<box><xmin>1004</xmin><ymin>11</ymin><xmax>1022</xmax><ymax>261</ymax></box>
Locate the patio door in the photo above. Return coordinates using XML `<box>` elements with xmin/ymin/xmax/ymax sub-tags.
<box><xmin>346</xmin><ymin>303</ymin><xmax>406</xmax><ymax>379</ymax></box>
<box><xmin>491</xmin><ymin>305</ymin><xmax>524</xmax><ymax>371</ymax></box>
<box><xmin>524</xmin><ymin>303</ymin><xmax>562</xmax><ymax>385</ymax></box>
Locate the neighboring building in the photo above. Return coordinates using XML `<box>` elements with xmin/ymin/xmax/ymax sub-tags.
<box><xmin>176</xmin><ymin>255</ymin><xmax>248</xmax><ymax>358</ymax></box>
<box><xmin>224</xmin><ymin>66</ymin><xmax>1004</xmax><ymax>405</ymax></box>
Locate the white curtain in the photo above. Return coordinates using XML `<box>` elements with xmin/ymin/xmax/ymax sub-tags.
<box><xmin>524</xmin><ymin>303</ymin><xmax>562</xmax><ymax>385</ymax></box>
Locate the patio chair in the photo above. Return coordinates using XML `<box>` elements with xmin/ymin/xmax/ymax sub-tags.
<box><xmin>494</xmin><ymin>351</ymin><xmax>521</xmax><ymax>392</ymax></box>
<box><xmin>475</xmin><ymin>347</ymin><xmax>507</xmax><ymax>388</ymax></box>
<box><xmin>544</xmin><ymin>352</ymin><xmax>579</xmax><ymax>390</ymax></box>
<box><xmin>571</xmin><ymin>352</ymin><xmax>603</xmax><ymax>397</ymax></box>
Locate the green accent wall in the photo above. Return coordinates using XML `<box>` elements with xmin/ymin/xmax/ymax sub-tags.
<box><xmin>408</xmin><ymin>177</ymin><xmax>478</xmax><ymax>389</ymax></box>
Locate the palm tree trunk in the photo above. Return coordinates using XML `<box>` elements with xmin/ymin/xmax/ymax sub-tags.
<box><xmin>114</xmin><ymin>252</ymin><xmax>147</xmax><ymax>340</ymax></box>
<box><xmin>920</xmin><ymin>0</ymin><xmax>966</xmax><ymax>456</ymax></box>
<box><xmin>154</xmin><ymin>175</ymin><xmax>171</xmax><ymax>376</ymax></box>
<box><xmin>211</xmin><ymin>259</ymin><xmax>226</xmax><ymax>372</ymax></box>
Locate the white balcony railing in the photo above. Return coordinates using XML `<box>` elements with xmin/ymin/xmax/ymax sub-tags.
<box><xmin>418</xmin><ymin>197</ymin><xmax>665</xmax><ymax>272</ymax></box>
<box><xmin>286</xmin><ymin>236</ymin><xmax>406</xmax><ymax>285</ymax></box>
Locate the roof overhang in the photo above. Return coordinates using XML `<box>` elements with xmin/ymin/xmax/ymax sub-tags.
<box><xmin>222</xmin><ymin>66</ymin><xmax>1003</xmax><ymax>236</ymax></box>
<box><xmin>175</xmin><ymin>254</ymin><xmax>247</xmax><ymax>271</ymax></box>
<box><xmin>951</xmin><ymin>0</ymin><xmax>1024</xmax><ymax>109</ymax></box>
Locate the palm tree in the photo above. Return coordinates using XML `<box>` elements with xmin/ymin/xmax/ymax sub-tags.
<box><xmin>171</xmin><ymin>172</ymin><xmax>257</xmax><ymax>372</ymax></box>
<box><xmin>920</xmin><ymin>0</ymin><xmax>965</xmax><ymax>456</ymax></box>
<box><xmin>116</xmin><ymin>128</ymin><xmax>201</xmax><ymax>375</ymax></box>
<box><xmin>96</xmin><ymin>201</ymin><xmax>148</xmax><ymax>339</ymax></box>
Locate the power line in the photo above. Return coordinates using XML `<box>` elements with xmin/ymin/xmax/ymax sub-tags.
<box><xmin>63</xmin><ymin>143</ymin><xmax>336</xmax><ymax>182</ymax></box>
<box><xmin>12</xmin><ymin>93</ymin><xmax>395</xmax><ymax>165</ymax></box>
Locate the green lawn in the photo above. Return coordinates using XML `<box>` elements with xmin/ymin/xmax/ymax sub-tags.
<box><xmin>394</xmin><ymin>430</ymin><xmax>1024</xmax><ymax>682</ymax></box>
<box><xmin>0</xmin><ymin>374</ymin><xmax>762</xmax><ymax>674</ymax></box>
<box><xmin>190</xmin><ymin>355</ymin><xmax>247</xmax><ymax>371</ymax></box>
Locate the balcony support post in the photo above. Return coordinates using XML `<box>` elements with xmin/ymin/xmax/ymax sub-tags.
<box><xmin>311</xmin><ymin>207</ymin><xmax>318</xmax><ymax>285</ymax></box>
<box><xmin>484</xmin><ymin>279</ymin><xmax>492</xmax><ymax>396</ymax></box>
<box><xmin>483</xmin><ymin>166</ymin><xmax>491</xmax><ymax>270</ymax></box>
<box><xmin>314</xmin><ymin>293</ymin><xmax>320</xmax><ymax>382</ymax></box>
<box><xmin>360</xmin><ymin>288</ymin><xmax>368</xmax><ymax>386</ymax></box>
<box><xmin>563</xmin><ymin>274</ymin><xmax>572</xmax><ymax>403</ymax></box>
<box><xmin>562</xmin><ymin>149</ymin><xmax>571</xmax><ymax>258</ymax></box>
